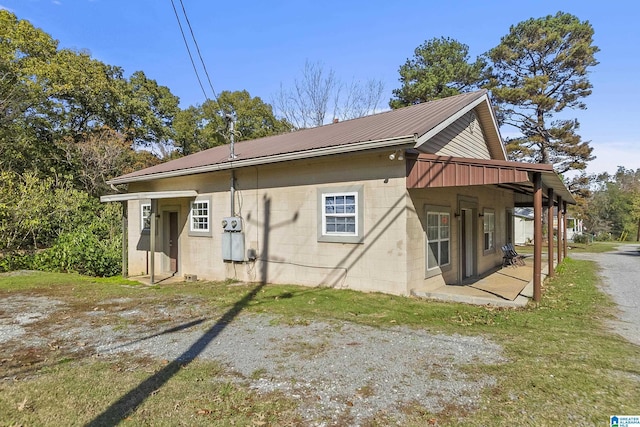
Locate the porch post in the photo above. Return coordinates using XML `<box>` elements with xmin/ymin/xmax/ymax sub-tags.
<box><xmin>547</xmin><ymin>188</ymin><xmax>555</xmax><ymax>278</ymax></box>
<box><xmin>150</xmin><ymin>199</ymin><xmax>156</xmax><ymax>285</ymax></box>
<box><xmin>563</xmin><ymin>201</ymin><xmax>568</xmax><ymax>259</ymax></box>
<box><xmin>121</xmin><ymin>201</ymin><xmax>128</xmax><ymax>278</ymax></box>
<box><xmin>533</xmin><ymin>172</ymin><xmax>543</xmax><ymax>302</ymax></box>
<box><xmin>557</xmin><ymin>196</ymin><xmax>563</xmax><ymax>264</ymax></box>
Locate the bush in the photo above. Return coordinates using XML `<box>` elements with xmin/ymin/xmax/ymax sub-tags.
<box><xmin>0</xmin><ymin>251</ymin><xmax>36</xmax><ymax>273</ymax></box>
<box><xmin>572</xmin><ymin>233</ymin><xmax>591</xmax><ymax>244</ymax></box>
<box><xmin>35</xmin><ymin>228</ymin><xmax>121</xmax><ymax>277</ymax></box>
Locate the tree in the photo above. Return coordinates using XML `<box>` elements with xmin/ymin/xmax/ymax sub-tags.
<box><xmin>0</xmin><ymin>10</ymin><xmax>179</xmax><ymax>182</ymax></box>
<box><xmin>389</xmin><ymin>37</ymin><xmax>485</xmax><ymax>109</ymax></box>
<box><xmin>485</xmin><ymin>12</ymin><xmax>599</xmax><ymax>173</ymax></box>
<box><xmin>274</xmin><ymin>60</ymin><xmax>385</xmax><ymax>128</ymax></box>
<box><xmin>580</xmin><ymin>168</ymin><xmax>640</xmax><ymax>240</ymax></box>
<box><xmin>173</xmin><ymin>90</ymin><xmax>291</xmax><ymax>156</ymax></box>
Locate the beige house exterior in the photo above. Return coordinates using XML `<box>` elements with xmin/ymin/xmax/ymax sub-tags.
<box><xmin>102</xmin><ymin>90</ymin><xmax>575</xmax><ymax>297</ymax></box>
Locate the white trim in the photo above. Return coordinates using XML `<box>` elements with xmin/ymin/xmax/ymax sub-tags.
<box><xmin>189</xmin><ymin>200</ymin><xmax>210</xmax><ymax>233</ymax></box>
<box><xmin>322</xmin><ymin>192</ymin><xmax>358</xmax><ymax>237</ymax></box>
<box><xmin>100</xmin><ymin>190</ymin><xmax>198</xmax><ymax>202</ymax></box>
<box><xmin>107</xmin><ymin>136</ymin><xmax>416</xmax><ymax>185</ymax></box>
<box><xmin>141</xmin><ymin>203</ymin><xmax>151</xmax><ymax>231</ymax></box>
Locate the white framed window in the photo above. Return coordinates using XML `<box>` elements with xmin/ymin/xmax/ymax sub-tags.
<box><xmin>141</xmin><ymin>203</ymin><xmax>151</xmax><ymax>231</ymax></box>
<box><xmin>323</xmin><ymin>192</ymin><xmax>357</xmax><ymax>236</ymax></box>
<box><xmin>317</xmin><ymin>186</ymin><xmax>363</xmax><ymax>244</ymax></box>
<box><xmin>190</xmin><ymin>200</ymin><xmax>210</xmax><ymax>233</ymax></box>
<box><xmin>426</xmin><ymin>210</ymin><xmax>450</xmax><ymax>271</ymax></box>
<box><xmin>483</xmin><ymin>210</ymin><xmax>495</xmax><ymax>251</ymax></box>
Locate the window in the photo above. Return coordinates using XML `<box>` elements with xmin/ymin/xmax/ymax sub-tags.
<box><xmin>323</xmin><ymin>193</ymin><xmax>357</xmax><ymax>235</ymax></box>
<box><xmin>190</xmin><ymin>200</ymin><xmax>209</xmax><ymax>232</ymax></box>
<box><xmin>317</xmin><ymin>186</ymin><xmax>363</xmax><ymax>243</ymax></box>
<box><xmin>141</xmin><ymin>203</ymin><xmax>151</xmax><ymax>231</ymax></box>
<box><xmin>426</xmin><ymin>210</ymin><xmax>450</xmax><ymax>271</ymax></box>
<box><xmin>483</xmin><ymin>210</ymin><xmax>495</xmax><ymax>251</ymax></box>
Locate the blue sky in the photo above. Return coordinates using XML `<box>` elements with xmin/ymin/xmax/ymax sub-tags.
<box><xmin>2</xmin><ymin>0</ymin><xmax>639</xmax><ymax>176</ymax></box>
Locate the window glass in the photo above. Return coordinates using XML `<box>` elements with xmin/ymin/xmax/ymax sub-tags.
<box><xmin>483</xmin><ymin>211</ymin><xmax>495</xmax><ymax>251</ymax></box>
<box><xmin>191</xmin><ymin>201</ymin><xmax>209</xmax><ymax>232</ymax></box>
<box><xmin>426</xmin><ymin>211</ymin><xmax>450</xmax><ymax>270</ymax></box>
<box><xmin>323</xmin><ymin>192</ymin><xmax>358</xmax><ymax>236</ymax></box>
<box><xmin>141</xmin><ymin>203</ymin><xmax>151</xmax><ymax>231</ymax></box>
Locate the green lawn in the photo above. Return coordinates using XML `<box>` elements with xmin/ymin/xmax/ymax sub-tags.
<box><xmin>0</xmin><ymin>259</ymin><xmax>639</xmax><ymax>426</ymax></box>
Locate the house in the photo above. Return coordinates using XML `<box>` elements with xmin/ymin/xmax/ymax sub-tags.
<box><xmin>101</xmin><ymin>90</ymin><xmax>575</xmax><ymax>299</ymax></box>
<box><xmin>514</xmin><ymin>207</ymin><xmax>534</xmax><ymax>245</ymax></box>
<box><xmin>515</xmin><ymin>207</ymin><xmax>583</xmax><ymax>245</ymax></box>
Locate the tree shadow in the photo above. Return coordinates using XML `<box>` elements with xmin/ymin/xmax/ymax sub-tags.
<box><xmin>85</xmin><ymin>196</ymin><xmax>274</xmax><ymax>426</ymax></box>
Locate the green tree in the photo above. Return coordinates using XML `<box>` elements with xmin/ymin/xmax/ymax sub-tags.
<box><xmin>582</xmin><ymin>168</ymin><xmax>640</xmax><ymax>240</ymax></box>
<box><xmin>0</xmin><ymin>10</ymin><xmax>179</xmax><ymax>180</ymax></box>
<box><xmin>389</xmin><ymin>37</ymin><xmax>485</xmax><ymax>109</ymax></box>
<box><xmin>174</xmin><ymin>90</ymin><xmax>291</xmax><ymax>156</ymax></box>
<box><xmin>485</xmin><ymin>12</ymin><xmax>599</xmax><ymax>173</ymax></box>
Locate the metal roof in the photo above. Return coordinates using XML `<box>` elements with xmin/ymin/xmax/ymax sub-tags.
<box><xmin>407</xmin><ymin>153</ymin><xmax>576</xmax><ymax>204</ymax></box>
<box><xmin>109</xmin><ymin>90</ymin><xmax>501</xmax><ymax>185</ymax></box>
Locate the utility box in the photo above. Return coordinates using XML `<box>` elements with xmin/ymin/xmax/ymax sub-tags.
<box><xmin>222</xmin><ymin>232</ymin><xmax>245</xmax><ymax>261</ymax></box>
<box><xmin>222</xmin><ymin>216</ymin><xmax>243</xmax><ymax>232</ymax></box>
<box><xmin>222</xmin><ymin>216</ymin><xmax>245</xmax><ymax>261</ymax></box>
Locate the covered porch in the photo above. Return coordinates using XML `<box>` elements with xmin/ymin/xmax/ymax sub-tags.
<box><xmin>407</xmin><ymin>153</ymin><xmax>575</xmax><ymax>303</ymax></box>
<box><xmin>412</xmin><ymin>258</ymin><xmax>552</xmax><ymax>307</ymax></box>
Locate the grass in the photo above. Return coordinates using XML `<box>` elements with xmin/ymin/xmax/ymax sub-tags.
<box><xmin>1</xmin><ymin>258</ymin><xmax>640</xmax><ymax>426</ymax></box>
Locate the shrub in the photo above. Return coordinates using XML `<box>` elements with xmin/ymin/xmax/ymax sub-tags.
<box><xmin>35</xmin><ymin>227</ymin><xmax>121</xmax><ymax>277</ymax></box>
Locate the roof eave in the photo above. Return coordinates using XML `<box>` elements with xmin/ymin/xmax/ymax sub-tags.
<box><xmin>108</xmin><ymin>134</ymin><xmax>417</xmax><ymax>185</ymax></box>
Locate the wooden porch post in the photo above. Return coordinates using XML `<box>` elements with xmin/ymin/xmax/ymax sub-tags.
<box><xmin>557</xmin><ymin>196</ymin><xmax>563</xmax><ymax>265</ymax></box>
<box><xmin>547</xmin><ymin>188</ymin><xmax>555</xmax><ymax>278</ymax></box>
<box><xmin>533</xmin><ymin>173</ymin><xmax>543</xmax><ymax>302</ymax></box>
<box><xmin>563</xmin><ymin>201</ymin><xmax>568</xmax><ymax>259</ymax></box>
<box><xmin>121</xmin><ymin>201</ymin><xmax>128</xmax><ymax>278</ymax></box>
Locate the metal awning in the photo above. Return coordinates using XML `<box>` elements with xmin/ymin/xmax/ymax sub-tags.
<box><xmin>100</xmin><ymin>190</ymin><xmax>198</xmax><ymax>203</ymax></box>
<box><xmin>406</xmin><ymin>153</ymin><xmax>576</xmax><ymax>205</ymax></box>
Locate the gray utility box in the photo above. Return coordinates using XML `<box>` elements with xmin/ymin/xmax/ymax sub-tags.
<box><xmin>222</xmin><ymin>216</ymin><xmax>245</xmax><ymax>262</ymax></box>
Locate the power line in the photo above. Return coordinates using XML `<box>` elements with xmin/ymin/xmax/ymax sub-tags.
<box><xmin>177</xmin><ymin>0</ymin><xmax>219</xmax><ymax>102</ymax></box>
<box><xmin>169</xmin><ymin>0</ymin><xmax>215</xmax><ymax>103</ymax></box>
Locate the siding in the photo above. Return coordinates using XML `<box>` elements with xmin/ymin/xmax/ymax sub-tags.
<box><xmin>423</xmin><ymin>111</ymin><xmax>491</xmax><ymax>159</ymax></box>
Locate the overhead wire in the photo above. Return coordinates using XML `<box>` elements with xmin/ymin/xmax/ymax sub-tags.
<box><xmin>177</xmin><ymin>0</ymin><xmax>219</xmax><ymax>103</ymax></box>
<box><xmin>169</xmin><ymin>0</ymin><xmax>210</xmax><ymax>102</ymax></box>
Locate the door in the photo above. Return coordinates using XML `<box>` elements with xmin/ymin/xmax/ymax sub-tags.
<box><xmin>169</xmin><ymin>212</ymin><xmax>178</xmax><ymax>273</ymax></box>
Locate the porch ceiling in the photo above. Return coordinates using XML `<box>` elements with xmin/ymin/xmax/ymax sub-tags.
<box><xmin>406</xmin><ymin>153</ymin><xmax>576</xmax><ymax>205</ymax></box>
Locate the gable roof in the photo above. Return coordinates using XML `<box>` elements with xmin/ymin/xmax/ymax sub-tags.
<box><xmin>109</xmin><ymin>90</ymin><xmax>504</xmax><ymax>185</ymax></box>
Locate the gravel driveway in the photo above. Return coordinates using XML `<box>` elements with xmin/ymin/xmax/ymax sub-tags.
<box><xmin>0</xmin><ymin>284</ymin><xmax>506</xmax><ymax>426</ymax></box>
<box><xmin>570</xmin><ymin>244</ymin><xmax>640</xmax><ymax>346</ymax></box>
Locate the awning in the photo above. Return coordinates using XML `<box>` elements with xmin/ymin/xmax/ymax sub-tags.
<box><xmin>100</xmin><ymin>190</ymin><xmax>198</xmax><ymax>203</ymax></box>
<box><xmin>406</xmin><ymin>153</ymin><xmax>576</xmax><ymax>205</ymax></box>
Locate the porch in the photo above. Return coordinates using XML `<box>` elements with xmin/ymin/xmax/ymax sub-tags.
<box><xmin>412</xmin><ymin>258</ymin><xmax>551</xmax><ymax>307</ymax></box>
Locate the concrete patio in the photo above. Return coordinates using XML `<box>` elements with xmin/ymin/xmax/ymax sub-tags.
<box><xmin>412</xmin><ymin>260</ymin><xmax>550</xmax><ymax>307</ymax></box>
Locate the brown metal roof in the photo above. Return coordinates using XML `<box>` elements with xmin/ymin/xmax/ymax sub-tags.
<box><xmin>407</xmin><ymin>153</ymin><xmax>576</xmax><ymax>204</ymax></box>
<box><xmin>110</xmin><ymin>90</ymin><xmax>494</xmax><ymax>184</ymax></box>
